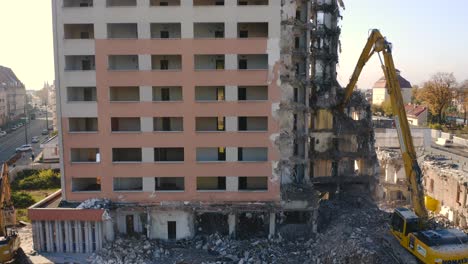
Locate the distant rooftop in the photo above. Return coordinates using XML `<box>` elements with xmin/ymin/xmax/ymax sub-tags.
<box><xmin>373</xmin><ymin>69</ymin><xmax>412</xmax><ymax>89</ymax></box>
<box><xmin>405</xmin><ymin>104</ymin><xmax>427</xmax><ymax>118</ymax></box>
<box><xmin>0</xmin><ymin>66</ymin><xmax>24</xmax><ymax>88</ymax></box>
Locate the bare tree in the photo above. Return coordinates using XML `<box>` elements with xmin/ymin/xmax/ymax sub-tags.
<box><xmin>458</xmin><ymin>80</ymin><xmax>468</xmax><ymax>125</ymax></box>
<box><xmin>418</xmin><ymin>72</ymin><xmax>456</xmax><ymax>123</ymax></box>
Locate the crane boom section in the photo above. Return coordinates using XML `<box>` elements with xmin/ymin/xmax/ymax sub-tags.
<box><xmin>342</xmin><ymin>29</ymin><xmax>428</xmax><ymax>218</ymax></box>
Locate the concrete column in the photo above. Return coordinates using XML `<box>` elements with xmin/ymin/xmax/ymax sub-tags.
<box><xmin>225</xmin><ymin>54</ymin><xmax>237</xmax><ymax>70</ymax></box>
<box><xmin>32</xmin><ymin>221</ymin><xmax>40</xmax><ymax>251</ymax></box>
<box><xmin>143</xmin><ymin>177</ymin><xmax>155</xmax><ymax>192</ymax></box>
<box><xmin>269</xmin><ymin>213</ymin><xmax>276</xmax><ymax>238</ymax></box>
<box><xmin>228</xmin><ymin>214</ymin><xmax>236</xmax><ymax>238</ymax></box>
<box><xmin>141</xmin><ymin>117</ymin><xmax>153</xmax><ymax>132</ymax></box>
<box><xmin>104</xmin><ymin>218</ymin><xmax>115</xmax><ymax>242</ymax></box>
<box><xmin>38</xmin><ymin>221</ymin><xmax>44</xmax><ymax>252</ymax></box>
<box><xmin>226</xmin><ymin>176</ymin><xmax>238</xmax><ymax>191</ymax></box>
<box><xmin>76</xmin><ymin>221</ymin><xmax>82</xmax><ymax>253</ymax></box>
<box><xmin>65</xmin><ymin>221</ymin><xmax>72</xmax><ymax>253</ymax></box>
<box><xmin>225</xmin><ymin>117</ymin><xmax>237</xmax><ymax>132</ymax></box>
<box><xmin>96</xmin><ymin>222</ymin><xmax>103</xmax><ymax>250</ymax></box>
<box><xmin>139</xmin><ymin>54</ymin><xmax>152</xmax><ymax>71</ymax></box>
<box><xmin>225</xmin><ymin>86</ymin><xmax>237</xmax><ymax>101</ymax></box>
<box><xmin>226</xmin><ymin>147</ymin><xmax>237</xmax><ymax>162</ymax></box>
<box><xmin>142</xmin><ymin>147</ymin><xmax>154</xmax><ymax>163</ymax></box>
<box><xmin>56</xmin><ymin>221</ymin><xmax>63</xmax><ymax>253</ymax></box>
<box><xmin>225</xmin><ymin>22</ymin><xmax>237</xmax><ymax>39</ymax></box>
<box><xmin>140</xmin><ymin>86</ymin><xmax>153</xmax><ymax>102</ymax></box>
<box><xmin>45</xmin><ymin>221</ymin><xmax>52</xmax><ymax>252</ymax></box>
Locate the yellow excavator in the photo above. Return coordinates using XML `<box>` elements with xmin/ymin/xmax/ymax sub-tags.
<box><xmin>0</xmin><ymin>163</ymin><xmax>20</xmax><ymax>262</ymax></box>
<box><xmin>340</xmin><ymin>29</ymin><xmax>468</xmax><ymax>263</ymax></box>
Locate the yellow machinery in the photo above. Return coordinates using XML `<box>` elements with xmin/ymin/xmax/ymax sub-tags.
<box><xmin>0</xmin><ymin>163</ymin><xmax>20</xmax><ymax>262</ymax></box>
<box><xmin>341</xmin><ymin>29</ymin><xmax>468</xmax><ymax>263</ymax></box>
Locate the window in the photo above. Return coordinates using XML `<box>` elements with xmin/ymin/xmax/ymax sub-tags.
<box><xmin>214</xmin><ymin>30</ymin><xmax>224</xmax><ymax>38</ymax></box>
<box><xmin>239</xmin><ymin>177</ymin><xmax>267</xmax><ymax>191</ymax></box>
<box><xmin>197</xmin><ymin>177</ymin><xmax>226</xmax><ymax>191</ymax></box>
<box><xmin>239</xmin><ymin>1</ymin><xmax>247</xmax><ymax>5</ymax></box>
<box><xmin>215</xmin><ymin>0</ymin><xmax>224</xmax><ymax>5</ymax></box>
<box><xmin>216</xmin><ymin>59</ymin><xmax>225</xmax><ymax>70</ymax></box>
<box><xmin>160</xmin><ymin>1</ymin><xmax>168</xmax><ymax>5</ymax></box>
<box><xmin>239</xmin><ymin>30</ymin><xmax>248</xmax><ymax>38</ymax></box>
<box><xmin>216</xmin><ymin>87</ymin><xmax>225</xmax><ymax>100</ymax></box>
<box><xmin>238</xmin><ymin>117</ymin><xmax>247</xmax><ymax>130</ymax></box>
<box><xmin>112</xmin><ymin>148</ymin><xmax>142</xmax><ymax>162</ymax></box>
<box><xmin>239</xmin><ymin>59</ymin><xmax>247</xmax><ymax>69</ymax></box>
<box><xmin>155</xmin><ymin>177</ymin><xmax>184</xmax><ymax>191</ymax></box>
<box><xmin>161</xmin><ymin>88</ymin><xmax>170</xmax><ymax>101</ymax></box>
<box><xmin>80</xmin><ymin>32</ymin><xmax>90</xmax><ymax>39</ymax></box>
<box><xmin>238</xmin><ymin>87</ymin><xmax>247</xmax><ymax>100</ymax></box>
<box><xmin>294</xmin><ymin>87</ymin><xmax>298</xmax><ymax>102</ymax></box>
<box><xmin>154</xmin><ymin>148</ymin><xmax>184</xmax><ymax>162</ymax></box>
<box><xmin>160</xmin><ymin>60</ymin><xmax>169</xmax><ymax>70</ymax></box>
<box><xmin>160</xmin><ymin>31</ymin><xmax>169</xmax><ymax>38</ymax></box>
<box><xmin>218</xmin><ymin>147</ymin><xmax>226</xmax><ymax>161</ymax></box>
<box><xmin>295</xmin><ymin>37</ymin><xmax>300</xmax><ymax>49</ymax></box>
<box><xmin>114</xmin><ymin>178</ymin><xmax>143</xmax><ymax>191</ymax></box>
<box><xmin>217</xmin><ymin>117</ymin><xmax>225</xmax><ymax>131</ymax></box>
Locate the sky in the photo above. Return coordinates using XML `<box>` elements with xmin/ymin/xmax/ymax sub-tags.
<box><xmin>0</xmin><ymin>1</ymin><xmax>468</xmax><ymax>90</ymax></box>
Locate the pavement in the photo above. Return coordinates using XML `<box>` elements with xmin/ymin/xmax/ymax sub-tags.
<box><xmin>0</xmin><ymin>115</ymin><xmax>51</xmax><ymax>163</ymax></box>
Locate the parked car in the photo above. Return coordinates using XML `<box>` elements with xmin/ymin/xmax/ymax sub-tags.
<box><xmin>16</xmin><ymin>144</ymin><xmax>32</xmax><ymax>152</ymax></box>
<box><xmin>11</xmin><ymin>126</ymin><xmax>17</xmax><ymax>131</ymax></box>
<box><xmin>0</xmin><ymin>131</ymin><xmax>6</xmax><ymax>137</ymax></box>
<box><xmin>436</xmin><ymin>138</ymin><xmax>453</xmax><ymax>147</ymax></box>
<box><xmin>41</xmin><ymin>129</ymin><xmax>48</xmax><ymax>135</ymax></box>
<box><xmin>31</xmin><ymin>136</ymin><xmax>39</xmax><ymax>143</ymax></box>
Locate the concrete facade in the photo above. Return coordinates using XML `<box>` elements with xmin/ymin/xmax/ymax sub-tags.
<box><xmin>0</xmin><ymin>66</ymin><xmax>26</xmax><ymax>123</ymax></box>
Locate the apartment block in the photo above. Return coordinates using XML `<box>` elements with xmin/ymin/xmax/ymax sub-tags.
<box><xmin>0</xmin><ymin>66</ymin><xmax>26</xmax><ymax>125</ymax></box>
<box><xmin>29</xmin><ymin>0</ymin><xmax>377</xmax><ymax>252</ymax></box>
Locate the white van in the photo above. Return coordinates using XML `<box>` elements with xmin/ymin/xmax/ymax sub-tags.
<box><xmin>436</xmin><ymin>137</ymin><xmax>453</xmax><ymax>147</ymax></box>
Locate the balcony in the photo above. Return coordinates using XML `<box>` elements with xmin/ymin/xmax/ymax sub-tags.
<box><xmin>72</xmin><ymin>178</ymin><xmax>100</xmax><ymax>192</ymax></box>
<box><xmin>238</xmin><ymin>116</ymin><xmax>268</xmax><ymax>131</ymax></box>
<box><xmin>65</xmin><ymin>55</ymin><xmax>95</xmax><ymax>71</ymax></box>
<box><xmin>238</xmin><ymin>0</ymin><xmax>268</xmax><ymax>5</ymax></box>
<box><xmin>154</xmin><ymin>117</ymin><xmax>183</xmax><ymax>132</ymax></box>
<box><xmin>67</xmin><ymin>87</ymin><xmax>97</xmax><ymax>102</ymax></box>
<box><xmin>238</xmin><ymin>54</ymin><xmax>268</xmax><ymax>70</ymax></box>
<box><xmin>193</xmin><ymin>0</ymin><xmax>224</xmax><ymax>6</ymax></box>
<box><xmin>150</xmin><ymin>23</ymin><xmax>181</xmax><ymax>39</ymax></box>
<box><xmin>197</xmin><ymin>177</ymin><xmax>226</xmax><ymax>191</ymax></box>
<box><xmin>195</xmin><ymin>86</ymin><xmax>225</xmax><ymax>102</ymax></box>
<box><xmin>64</xmin><ymin>24</ymin><xmax>94</xmax><ymax>39</ymax></box>
<box><xmin>239</xmin><ymin>177</ymin><xmax>267</xmax><ymax>191</ymax></box>
<box><xmin>237</xmin><ymin>23</ymin><xmax>268</xmax><ymax>38</ymax></box>
<box><xmin>63</xmin><ymin>0</ymin><xmax>93</xmax><ymax>7</ymax></box>
<box><xmin>153</xmin><ymin>86</ymin><xmax>182</xmax><ymax>101</ymax></box>
<box><xmin>111</xmin><ymin>117</ymin><xmax>141</xmax><ymax>132</ymax></box>
<box><xmin>112</xmin><ymin>148</ymin><xmax>142</xmax><ymax>162</ymax></box>
<box><xmin>154</xmin><ymin>148</ymin><xmax>184</xmax><ymax>162</ymax></box>
<box><xmin>196</xmin><ymin>147</ymin><xmax>226</xmax><ymax>162</ymax></box>
<box><xmin>150</xmin><ymin>0</ymin><xmax>180</xmax><ymax>6</ymax></box>
<box><xmin>155</xmin><ymin>177</ymin><xmax>184</xmax><ymax>191</ymax></box>
<box><xmin>151</xmin><ymin>55</ymin><xmax>182</xmax><ymax>70</ymax></box>
<box><xmin>238</xmin><ymin>86</ymin><xmax>268</xmax><ymax>101</ymax></box>
<box><xmin>108</xmin><ymin>55</ymin><xmax>139</xmax><ymax>70</ymax></box>
<box><xmin>110</xmin><ymin>86</ymin><xmax>139</xmax><ymax>102</ymax></box>
<box><xmin>107</xmin><ymin>23</ymin><xmax>138</xmax><ymax>39</ymax></box>
<box><xmin>194</xmin><ymin>55</ymin><xmax>225</xmax><ymax>70</ymax></box>
<box><xmin>114</xmin><ymin>178</ymin><xmax>143</xmax><ymax>191</ymax></box>
<box><xmin>71</xmin><ymin>148</ymin><xmax>100</xmax><ymax>163</ymax></box>
<box><xmin>194</xmin><ymin>23</ymin><xmax>224</xmax><ymax>38</ymax></box>
<box><xmin>196</xmin><ymin>117</ymin><xmax>225</xmax><ymax>132</ymax></box>
<box><xmin>69</xmin><ymin>118</ymin><xmax>98</xmax><ymax>132</ymax></box>
<box><xmin>238</xmin><ymin>147</ymin><xmax>267</xmax><ymax>162</ymax></box>
<box><xmin>106</xmin><ymin>0</ymin><xmax>136</xmax><ymax>6</ymax></box>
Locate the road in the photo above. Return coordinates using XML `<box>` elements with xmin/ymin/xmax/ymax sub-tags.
<box><xmin>0</xmin><ymin>115</ymin><xmax>51</xmax><ymax>163</ymax></box>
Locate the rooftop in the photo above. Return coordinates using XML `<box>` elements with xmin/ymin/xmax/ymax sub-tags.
<box><xmin>404</xmin><ymin>104</ymin><xmax>427</xmax><ymax>118</ymax></box>
<box><xmin>0</xmin><ymin>66</ymin><xmax>24</xmax><ymax>88</ymax></box>
<box><xmin>373</xmin><ymin>70</ymin><xmax>412</xmax><ymax>89</ymax></box>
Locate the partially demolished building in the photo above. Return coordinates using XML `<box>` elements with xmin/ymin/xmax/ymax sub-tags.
<box><xmin>29</xmin><ymin>0</ymin><xmax>378</xmax><ymax>252</ymax></box>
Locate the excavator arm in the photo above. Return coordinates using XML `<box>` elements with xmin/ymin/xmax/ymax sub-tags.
<box><xmin>341</xmin><ymin>29</ymin><xmax>428</xmax><ymax>219</ymax></box>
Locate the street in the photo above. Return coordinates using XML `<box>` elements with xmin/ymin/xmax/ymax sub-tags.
<box><xmin>0</xmin><ymin>115</ymin><xmax>51</xmax><ymax>163</ymax></box>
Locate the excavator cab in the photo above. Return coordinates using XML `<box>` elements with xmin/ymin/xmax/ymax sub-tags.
<box><xmin>390</xmin><ymin>208</ymin><xmax>421</xmax><ymax>242</ymax></box>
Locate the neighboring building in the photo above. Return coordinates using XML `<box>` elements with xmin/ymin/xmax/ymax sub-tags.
<box><xmin>47</xmin><ymin>81</ymin><xmax>57</xmax><ymax>130</ymax></box>
<box><xmin>0</xmin><ymin>66</ymin><xmax>26</xmax><ymax>122</ymax></box>
<box><xmin>405</xmin><ymin>104</ymin><xmax>428</xmax><ymax>127</ymax></box>
<box><xmin>40</xmin><ymin>135</ymin><xmax>60</xmax><ymax>163</ymax></box>
<box><xmin>372</xmin><ymin>70</ymin><xmax>412</xmax><ymax>105</ymax></box>
<box><xmin>29</xmin><ymin>0</ymin><xmax>377</xmax><ymax>253</ymax></box>
<box><xmin>0</xmin><ymin>88</ymin><xmax>7</xmax><ymax>127</ymax></box>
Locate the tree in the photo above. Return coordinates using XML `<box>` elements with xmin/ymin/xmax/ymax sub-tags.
<box><xmin>411</xmin><ymin>85</ymin><xmax>421</xmax><ymax>104</ymax></box>
<box><xmin>417</xmin><ymin>72</ymin><xmax>456</xmax><ymax>123</ymax></box>
<box><xmin>457</xmin><ymin>80</ymin><xmax>468</xmax><ymax>125</ymax></box>
<box><xmin>381</xmin><ymin>99</ymin><xmax>393</xmax><ymax>117</ymax></box>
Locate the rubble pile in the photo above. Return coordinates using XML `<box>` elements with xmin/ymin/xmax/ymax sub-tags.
<box><xmin>89</xmin><ymin>196</ymin><xmax>397</xmax><ymax>264</ymax></box>
<box><xmin>77</xmin><ymin>198</ymin><xmax>111</xmax><ymax>209</ymax></box>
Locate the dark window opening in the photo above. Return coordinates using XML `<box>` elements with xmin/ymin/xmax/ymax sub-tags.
<box><xmin>238</xmin><ymin>117</ymin><xmax>247</xmax><ymax>130</ymax></box>
<box><xmin>218</xmin><ymin>147</ymin><xmax>226</xmax><ymax>161</ymax></box>
<box><xmin>238</xmin><ymin>87</ymin><xmax>247</xmax><ymax>100</ymax></box>
<box><xmin>331</xmin><ymin>161</ymin><xmax>338</xmax><ymax>177</ymax></box>
<box><xmin>160</xmin><ymin>60</ymin><xmax>169</xmax><ymax>70</ymax></box>
<box><xmin>168</xmin><ymin>221</ymin><xmax>176</xmax><ymax>240</ymax></box>
<box><xmin>214</xmin><ymin>30</ymin><xmax>224</xmax><ymax>38</ymax></box>
<box><xmin>160</xmin><ymin>31</ymin><xmax>169</xmax><ymax>38</ymax></box>
<box><xmin>239</xmin><ymin>30</ymin><xmax>248</xmax><ymax>38</ymax></box>
<box><xmin>238</xmin><ymin>147</ymin><xmax>243</xmax><ymax>161</ymax></box>
<box><xmin>295</xmin><ymin>37</ymin><xmax>300</xmax><ymax>49</ymax></box>
<box><xmin>161</xmin><ymin>88</ymin><xmax>170</xmax><ymax>101</ymax></box>
<box><xmin>239</xmin><ymin>59</ymin><xmax>247</xmax><ymax>69</ymax></box>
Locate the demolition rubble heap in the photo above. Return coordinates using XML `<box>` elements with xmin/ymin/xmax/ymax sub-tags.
<box><xmin>89</xmin><ymin>195</ymin><xmax>394</xmax><ymax>264</ymax></box>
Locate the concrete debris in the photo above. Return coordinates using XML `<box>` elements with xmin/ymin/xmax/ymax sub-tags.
<box><xmin>89</xmin><ymin>196</ymin><xmax>395</xmax><ymax>264</ymax></box>
<box><xmin>77</xmin><ymin>198</ymin><xmax>111</xmax><ymax>209</ymax></box>
<box><xmin>422</xmin><ymin>154</ymin><xmax>467</xmax><ymax>183</ymax></box>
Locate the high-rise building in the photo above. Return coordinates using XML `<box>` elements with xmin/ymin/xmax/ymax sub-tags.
<box><xmin>29</xmin><ymin>0</ymin><xmax>377</xmax><ymax>253</ymax></box>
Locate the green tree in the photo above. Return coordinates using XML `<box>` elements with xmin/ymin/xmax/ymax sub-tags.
<box><xmin>381</xmin><ymin>99</ymin><xmax>393</xmax><ymax>117</ymax></box>
<box><xmin>418</xmin><ymin>72</ymin><xmax>456</xmax><ymax>123</ymax></box>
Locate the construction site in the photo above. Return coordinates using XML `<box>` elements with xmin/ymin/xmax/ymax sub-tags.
<box><xmin>9</xmin><ymin>0</ymin><xmax>465</xmax><ymax>263</ymax></box>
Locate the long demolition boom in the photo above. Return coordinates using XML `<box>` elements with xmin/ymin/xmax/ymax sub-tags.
<box><xmin>340</xmin><ymin>29</ymin><xmax>428</xmax><ymax>219</ymax></box>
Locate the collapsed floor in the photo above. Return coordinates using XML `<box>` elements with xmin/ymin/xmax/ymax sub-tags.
<box><xmin>88</xmin><ymin>195</ymin><xmax>395</xmax><ymax>264</ymax></box>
